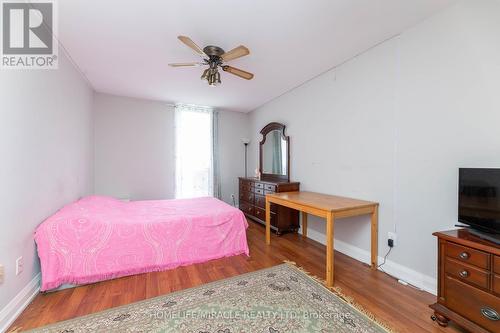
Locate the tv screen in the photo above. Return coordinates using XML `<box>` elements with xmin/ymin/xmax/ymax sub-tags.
<box><xmin>459</xmin><ymin>168</ymin><xmax>500</xmax><ymax>234</ymax></box>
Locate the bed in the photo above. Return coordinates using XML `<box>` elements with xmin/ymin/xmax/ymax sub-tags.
<box><xmin>34</xmin><ymin>195</ymin><xmax>249</xmax><ymax>291</ymax></box>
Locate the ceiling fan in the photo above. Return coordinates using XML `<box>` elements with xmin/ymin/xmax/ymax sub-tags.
<box><xmin>169</xmin><ymin>35</ymin><xmax>254</xmax><ymax>87</ymax></box>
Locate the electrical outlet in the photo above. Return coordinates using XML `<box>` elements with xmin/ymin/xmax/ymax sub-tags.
<box><xmin>0</xmin><ymin>264</ymin><xmax>4</xmax><ymax>284</ymax></box>
<box><xmin>388</xmin><ymin>232</ymin><xmax>397</xmax><ymax>247</ymax></box>
<box><xmin>16</xmin><ymin>257</ymin><xmax>23</xmax><ymax>276</ymax></box>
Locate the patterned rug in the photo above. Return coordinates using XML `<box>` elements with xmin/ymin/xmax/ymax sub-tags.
<box><xmin>27</xmin><ymin>263</ymin><xmax>391</xmax><ymax>333</ymax></box>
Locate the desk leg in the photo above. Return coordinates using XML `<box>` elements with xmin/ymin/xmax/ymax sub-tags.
<box><xmin>265</xmin><ymin>198</ymin><xmax>271</xmax><ymax>245</ymax></box>
<box><xmin>371</xmin><ymin>206</ymin><xmax>378</xmax><ymax>269</ymax></box>
<box><xmin>326</xmin><ymin>212</ymin><xmax>335</xmax><ymax>287</ymax></box>
<box><xmin>301</xmin><ymin>211</ymin><xmax>308</xmax><ymax>238</ymax></box>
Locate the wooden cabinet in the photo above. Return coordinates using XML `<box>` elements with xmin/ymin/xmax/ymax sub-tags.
<box><xmin>238</xmin><ymin>177</ymin><xmax>299</xmax><ymax>235</ymax></box>
<box><xmin>430</xmin><ymin>230</ymin><xmax>500</xmax><ymax>333</ymax></box>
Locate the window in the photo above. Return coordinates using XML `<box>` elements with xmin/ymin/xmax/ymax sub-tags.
<box><xmin>174</xmin><ymin>104</ymin><xmax>213</xmax><ymax>199</ymax></box>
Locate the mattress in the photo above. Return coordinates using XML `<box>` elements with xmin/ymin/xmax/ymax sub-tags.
<box><xmin>34</xmin><ymin>196</ymin><xmax>249</xmax><ymax>291</ymax></box>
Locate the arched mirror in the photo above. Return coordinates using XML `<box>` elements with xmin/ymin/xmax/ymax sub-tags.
<box><xmin>259</xmin><ymin>122</ymin><xmax>290</xmax><ymax>181</ymax></box>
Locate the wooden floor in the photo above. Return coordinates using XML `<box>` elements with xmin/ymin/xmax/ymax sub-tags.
<box><xmin>10</xmin><ymin>220</ymin><xmax>465</xmax><ymax>332</ymax></box>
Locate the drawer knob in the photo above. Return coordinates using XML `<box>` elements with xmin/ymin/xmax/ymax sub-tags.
<box><xmin>459</xmin><ymin>270</ymin><xmax>469</xmax><ymax>278</ymax></box>
<box><xmin>459</xmin><ymin>252</ymin><xmax>470</xmax><ymax>260</ymax></box>
<box><xmin>481</xmin><ymin>307</ymin><xmax>500</xmax><ymax>321</ymax></box>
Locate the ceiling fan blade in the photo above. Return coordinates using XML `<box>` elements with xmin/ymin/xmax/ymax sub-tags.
<box><xmin>221</xmin><ymin>45</ymin><xmax>250</xmax><ymax>62</ymax></box>
<box><xmin>177</xmin><ymin>35</ymin><xmax>207</xmax><ymax>57</ymax></box>
<box><xmin>222</xmin><ymin>65</ymin><xmax>254</xmax><ymax>80</ymax></box>
<box><xmin>168</xmin><ymin>62</ymin><xmax>203</xmax><ymax>67</ymax></box>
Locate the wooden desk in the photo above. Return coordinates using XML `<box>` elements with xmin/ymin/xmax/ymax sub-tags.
<box><xmin>265</xmin><ymin>191</ymin><xmax>379</xmax><ymax>287</ymax></box>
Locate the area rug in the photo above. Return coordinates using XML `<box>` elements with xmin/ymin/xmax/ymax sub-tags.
<box><xmin>27</xmin><ymin>263</ymin><xmax>391</xmax><ymax>333</ymax></box>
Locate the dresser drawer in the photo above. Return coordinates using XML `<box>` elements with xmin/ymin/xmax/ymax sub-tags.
<box><xmin>254</xmin><ymin>195</ymin><xmax>278</xmax><ymax>213</ymax></box>
<box><xmin>254</xmin><ymin>207</ymin><xmax>277</xmax><ymax>226</ymax></box>
<box><xmin>445</xmin><ymin>258</ymin><xmax>489</xmax><ymax>289</ymax></box>
<box><xmin>254</xmin><ymin>207</ymin><xmax>265</xmax><ymax>220</ymax></box>
<box><xmin>446</xmin><ymin>242</ymin><xmax>490</xmax><ymax>270</ymax></box>
<box><xmin>239</xmin><ymin>202</ymin><xmax>254</xmax><ymax>216</ymax></box>
<box><xmin>254</xmin><ymin>182</ymin><xmax>264</xmax><ymax>189</ymax></box>
<box><xmin>494</xmin><ymin>275</ymin><xmax>500</xmax><ymax>295</ymax></box>
<box><xmin>264</xmin><ymin>184</ymin><xmax>276</xmax><ymax>192</ymax></box>
<box><xmin>239</xmin><ymin>179</ymin><xmax>254</xmax><ymax>187</ymax></box>
<box><xmin>445</xmin><ymin>276</ymin><xmax>500</xmax><ymax>332</ymax></box>
<box><xmin>255</xmin><ymin>188</ymin><xmax>264</xmax><ymax>195</ymax></box>
<box><xmin>255</xmin><ymin>194</ymin><xmax>265</xmax><ymax>209</ymax></box>
<box><xmin>495</xmin><ymin>256</ymin><xmax>500</xmax><ymax>275</ymax></box>
<box><xmin>239</xmin><ymin>191</ymin><xmax>254</xmax><ymax>204</ymax></box>
<box><xmin>240</xmin><ymin>184</ymin><xmax>253</xmax><ymax>193</ymax></box>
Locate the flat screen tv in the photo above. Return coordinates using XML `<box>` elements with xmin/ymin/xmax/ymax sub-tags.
<box><xmin>459</xmin><ymin>168</ymin><xmax>500</xmax><ymax>235</ymax></box>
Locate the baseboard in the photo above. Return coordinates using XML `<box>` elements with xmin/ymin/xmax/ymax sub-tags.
<box><xmin>304</xmin><ymin>228</ymin><xmax>437</xmax><ymax>295</ymax></box>
<box><xmin>0</xmin><ymin>273</ymin><xmax>41</xmax><ymax>333</ymax></box>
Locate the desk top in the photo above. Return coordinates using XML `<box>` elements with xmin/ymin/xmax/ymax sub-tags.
<box><xmin>266</xmin><ymin>191</ymin><xmax>378</xmax><ymax>213</ymax></box>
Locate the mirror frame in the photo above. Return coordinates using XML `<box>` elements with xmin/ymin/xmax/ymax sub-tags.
<box><xmin>259</xmin><ymin>122</ymin><xmax>290</xmax><ymax>182</ymax></box>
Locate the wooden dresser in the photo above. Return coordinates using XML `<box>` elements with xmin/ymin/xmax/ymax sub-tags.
<box><xmin>238</xmin><ymin>177</ymin><xmax>300</xmax><ymax>235</ymax></box>
<box><xmin>431</xmin><ymin>229</ymin><xmax>500</xmax><ymax>333</ymax></box>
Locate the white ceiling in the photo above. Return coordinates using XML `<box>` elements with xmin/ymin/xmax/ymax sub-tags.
<box><xmin>58</xmin><ymin>0</ymin><xmax>455</xmax><ymax>112</ymax></box>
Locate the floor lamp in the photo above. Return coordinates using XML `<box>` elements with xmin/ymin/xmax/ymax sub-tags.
<box><xmin>241</xmin><ymin>138</ymin><xmax>250</xmax><ymax>178</ymax></box>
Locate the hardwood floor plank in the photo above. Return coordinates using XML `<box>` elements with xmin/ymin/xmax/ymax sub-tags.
<box><xmin>9</xmin><ymin>220</ymin><xmax>465</xmax><ymax>332</ymax></box>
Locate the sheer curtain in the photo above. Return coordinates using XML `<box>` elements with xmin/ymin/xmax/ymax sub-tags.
<box><xmin>174</xmin><ymin>104</ymin><xmax>220</xmax><ymax>199</ymax></box>
<box><xmin>212</xmin><ymin>110</ymin><xmax>222</xmax><ymax>199</ymax></box>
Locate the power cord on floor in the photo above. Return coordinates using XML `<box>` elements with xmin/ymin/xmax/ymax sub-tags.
<box><xmin>377</xmin><ymin>246</ymin><xmax>392</xmax><ymax>272</ymax></box>
<box><xmin>377</xmin><ymin>246</ymin><xmax>424</xmax><ymax>292</ymax></box>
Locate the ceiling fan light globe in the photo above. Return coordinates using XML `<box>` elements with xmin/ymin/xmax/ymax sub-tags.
<box><xmin>208</xmin><ymin>74</ymin><xmax>214</xmax><ymax>85</ymax></box>
<box><xmin>200</xmin><ymin>68</ymin><xmax>209</xmax><ymax>80</ymax></box>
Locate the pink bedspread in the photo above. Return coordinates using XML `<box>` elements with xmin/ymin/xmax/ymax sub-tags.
<box><xmin>35</xmin><ymin>196</ymin><xmax>249</xmax><ymax>291</ymax></box>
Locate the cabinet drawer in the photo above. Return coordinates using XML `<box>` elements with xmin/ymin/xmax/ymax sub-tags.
<box><xmin>445</xmin><ymin>258</ymin><xmax>489</xmax><ymax>289</ymax></box>
<box><xmin>255</xmin><ymin>194</ymin><xmax>265</xmax><ymax>209</ymax></box>
<box><xmin>254</xmin><ymin>208</ymin><xmax>276</xmax><ymax>226</ymax></box>
<box><xmin>239</xmin><ymin>191</ymin><xmax>252</xmax><ymax>203</ymax></box>
<box><xmin>446</xmin><ymin>242</ymin><xmax>490</xmax><ymax>270</ymax></box>
<box><xmin>270</xmin><ymin>203</ymin><xmax>278</xmax><ymax>213</ymax></box>
<box><xmin>254</xmin><ymin>182</ymin><xmax>264</xmax><ymax>189</ymax></box>
<box><xmin>494</xmin><ymin>275</ymin><xmax>500</xmax><ymax>295</ymax></box>
<box><xmin>240</xmin><ymin>184</ymin><xmax>252</xmax><ymax>193</ymax></box>
<box><xmin>239</xmin><ymin>202</ymin><xmax>254</xmax><ymax>215</ymax></box>
<box><xmin>255</xmin><ymin>188</ymin><xmax>264</xmax><ymax>195</ymax></box>
<box><xmin>254</xmin><ymin>207</ymin><xmax>265</xmax><ymax>220</ymax></box>
<box><xmin>264</xmin><ymin>184</ymin><xmax>276</xmax><ymax>192</ymax></box>
<box><xmin>495</xmin><ymin>256</ymin><xmax>500</xmax><ymax>275</ymax></box>
<box><xmin>239</xmin><ymin>191</ymin><xmax>254</xmax><ymax>204</ymax></box>
<box><xmin>445</xmin><ymin>276</ymin><xmax>500</xmax><ymax>332</ymax></box>
<box><xmin>239</xmin><ymin>179</ymin><xmax>254</xmax><ymax>188</ymax></box>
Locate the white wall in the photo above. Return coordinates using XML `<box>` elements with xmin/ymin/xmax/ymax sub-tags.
<box><xmin>0</xmin><ymin>52</ymin><xmax>94</xmax><ymax>328</ymax></box>
<box><xmin>94</xmin><ymin>93</ymin><xmax>176</xmax><ymax>200</ymax></box>
<box><xmin>248</xmin><ymin>0</ymin><xmax>500</xmax><ymax>293</ymax></box>
<box><xmin>218</xmin><ymin>110</ymin><xmax>249</xmax><ymax>205</ymax></box>
<box><xmin>94</xmin><ymin>93</ymin><xmax>248</xmax><ymax>204</ymax></box>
